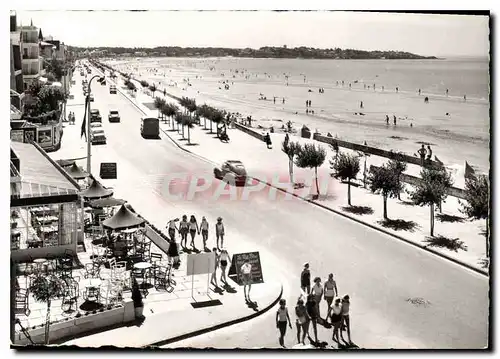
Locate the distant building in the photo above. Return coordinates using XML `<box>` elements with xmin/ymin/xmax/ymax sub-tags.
<box><xmin>19</xmin><ymin>20</ymin><xmax>45</xmax><ymax>89</ymax></box>
<box><xmin>10</xmin><ymin>12</ymin><xmax>24</xmax><ymax>104</ymax></box>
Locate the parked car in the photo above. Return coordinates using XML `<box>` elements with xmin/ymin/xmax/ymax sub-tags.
<box><xmin>90</xmin><ymin>122</ymin><xmax>102</xmax><ymax>129</ymax></box>
<box><xmin>90</xmin><ymin>109</ymin><xmax>102</xmax><ymax>123</ymax></box>
<box><xmin>109</xmin><ymin>85</ymin><xmax>117</xmax><ymax>94</ymax></box>
<box><xmin>91</xmin><ymin>129</ymin><xmax>106</xmax><ymax>145</ymax></box>
<box><xmin>214</xmin><ymin>160</ymin><xmax>248</xmax><ymax>186</ymax></box>
<box><xmin>140</xmin><ymin>117</ymin><xmax>160</xmax><ymax>139</ymax></box>
<box><xmin>108</xmin><ymin>110</ymin><xmax>120</xmax><ymax>123</ymax></box>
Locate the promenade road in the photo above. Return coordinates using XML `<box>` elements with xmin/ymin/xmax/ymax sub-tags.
<box><xmin>66</xmin><ymin>67</ymin><xmax>488</xmax><ymax>349</ymax></box>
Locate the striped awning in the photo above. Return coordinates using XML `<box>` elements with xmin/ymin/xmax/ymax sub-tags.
<box><xmin>11</xmin><ymin>180</ymin><xmax>78</xmax><ymax>200</ymax></box>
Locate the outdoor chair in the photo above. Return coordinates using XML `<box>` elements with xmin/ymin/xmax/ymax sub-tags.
<box><xmin>83</xmin><ymin>286</ymin><xmax>100</xmax><ymax>303</ymax></box>
<box><xmin>153</xmin><ymin>266</ymin><xmax>175</xmax><ymax>293</ymax></box>
<box><xmin>84</xmin><ymin>262</ymin><xmax>101</xmax><ymax>279</ymax></box>
<box><xmin>136</xmin><ymin>241</ymin><xmax>151</xmax><ymax>261</ymax></box>
<box><xmin>15</xmin><ymin>288</ymin><xmax>31</xmax><ymax>316</ymax></box>
<box><xmin>150</xmin><ymin>253</ymin><xmax>162</xmax><ymax>266</ymax></box>
<box><xmin>61</xmin><ymin>277</ymin><xmax>79</xmax><ymax>313</ymax></box>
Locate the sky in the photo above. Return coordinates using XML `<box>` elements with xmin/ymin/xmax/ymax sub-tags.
<box><xmin>13</xmin><ymin>10</ymin><xmax>490</xmax><ymax>58</ymax></box>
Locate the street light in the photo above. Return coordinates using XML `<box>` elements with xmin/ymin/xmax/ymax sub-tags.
<box><xmin>86</xmin><ymin>74</ymin><xmax>105</xmax><ymax>173</ymax></box>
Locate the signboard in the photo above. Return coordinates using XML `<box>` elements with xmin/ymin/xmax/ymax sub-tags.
<box><xmin>228</xmin><ymin>251</ymin><xmax>264</xmax><ymax>285</ymax></box>
<box><xmin>37</xmin><ymin>127</ymin><xmax>53</xmax><ymax>149</ymax></box>
<box><xmin>186</xmin><ymin>252</ymin><xmax>216</xmax><ymax>276</ymax></box>
<box><xmin>100</xmin><ymin>162</ymin><xmax>117</xmax><ymax>179</ymax></box>
<box><xmin>10</xmin><ymin>130</ymin><xmax>24</xmax><ymax>143</ymax></box>
<box><xmin>23</xmin><ymin>128</ymin><xmax>37</xmax><ymax>143</ymax></box>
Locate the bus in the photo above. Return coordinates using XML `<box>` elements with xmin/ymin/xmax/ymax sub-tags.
<box><xmin>140</xmin><ymin>117</ymin><xmax>160</xmax><ymax>139</ymax></box>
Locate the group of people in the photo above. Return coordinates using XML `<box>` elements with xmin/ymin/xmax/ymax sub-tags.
<box><xmin>67</xmin><ymin>111</ymin><xmax>76</xmax><ymax>124</ymax></box>
<box><xmin>417</xmin><ymin>144</ymin><xmax>433</xmax><ymax>165</ymax></box>
<box><xmin>275</xmin><ymin>263</ymin><xmax>352</xmax><ymax>348</ymax></box>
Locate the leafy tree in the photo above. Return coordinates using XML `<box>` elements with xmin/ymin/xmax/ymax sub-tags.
<box><xmin>295</xmin><ymin>143</ymin><xmax>326</xmax><ymax>197</ymax></box>
<box><xmin>410</xmin><ymin>165</ymin><xmax>453</xmax><ymax>236</ymax></box>
<box><xmin>368</xmin><ymin>165</ymin><xmax>403</xmax><ymax>219</ymax></box>
<box><xmin>140</xmin><ymin>80</ymin><xmax>149</xmax><ymax>88</ymax></box>
<box><xmin>38</xmin><ymin>86</ymin><xmax>66</xmax><ymax>113</ymax></box>
<box><xmin>196</xmin><ymin>104</ymin><xmax>210</xmax><ymax>129</ymax></box>
<box><xmin>29</xmin><ymin>274</ymin><xmax>64</xmax><ymax>344</ymax></box>
<box><xmin>45</xmin><ymin>58</ymin><xmax>65</xmax><ymax>81</ymax></box>
<box><xmin>45</xmin><ymin>73</ymin><xmax>56</xmax><ymax>83</ymax></box>
<box><xmin>331</xmin><ymin>152</ymin><xmax>360</xmax><ymax>206</ymax></box>
<box><xmin>175</xmin><ymin>113</ymin><xmax>185</xmax><ymax>137</ymax></box>
<box><xmin>210</xmin><ymin>109</ymin><xmax>224</xmax><ymax>137</ymax></box>
<box><xmin>148</xmin><ymin>83</ymin><xmax>157</xmax><ymax>98</ymax></box>
<box><xmin>282</xmin><ymin>140</ymin><xmax>302</xmax><ymax>184</ymax></box>
<box><xmin>460</xmin><ymin>174</ymin><xmax>490</xmax><ymax>257</ymax></box>
<box><xmin>183</xmin><ymin>116</ymin><xmax>196</xmax><ymax>144</ymax></box>
<box><xmin>162</xmin><ymin>103</ymin><xmax>178</xmax><ymax>130</ymax></box>
<box><xmin>185</xmin><ymin>98</ymin><xmax>197</xmax><ymax>119</ymax></box>
<box><xmin>387</xmin><ymin>152</ymin><xmax>407</xmax><ymax>200</ymax></box>
<box><xmin>154</xmin><ymin>97</ymin><xmax>166</xmax><ymax>120</ymax></box>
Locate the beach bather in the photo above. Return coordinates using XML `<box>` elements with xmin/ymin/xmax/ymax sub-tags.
<box><xmin>418</xmin><ymin>145</ymin><xmax>427</xmax><ymax>166</ymax></box>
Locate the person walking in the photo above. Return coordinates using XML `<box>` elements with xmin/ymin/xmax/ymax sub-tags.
<box><xmin>295</xmin><ymin>297</ymin><xmax>310</xmax><ymax>345</ymax></box>
<box><xmin>215</xmin><ymin>217</ymin><xmax>225</xmax><ymax>249</ymax></box>
<box><xmin>189</xmin><ymin>215</ymin><xmax>200</xmax><ymax>249</ymax></box>
<box><xmin>166</xmin><ymin>228</ymin><xmax>180</xmax><ymax>268</ymax></box>
<box><xmin>200</xmin><ymin>216</ymin><xmax>209</xmax><ymax>249</ymax></box>
<box><xmin>276</xmin><ymin>299</ymin><xmax>292</xmax><ymax>348</ymax></box>
<box><xmin>340</xmin><ymin>295</ymin><xmax>352</xmax><ymax>344</ymax></box>
<box><xmin>312</xmin><ymin>277</ymin><xmax>324</xmax><ymax>318</ymax></box>
<box><xmin>179</xmin><ymin>215</ymin><xmax>189</xmax><ymax>248</ymax></box>
<box><xmin>327</xmin><ymin>297</ymin><xmax>343</xmax><ymax>344</ymax></box>
<box><xmin>306</xmin><ymin>294</ymin><xmax>319</xmax><ymax>344</ymax></box>
<box><xmin>385</xmin><ymin>115</ymin><xmax>389</xmax><ymax>125</ymax></box>
<box><xmin>418</xmin><ymin>144</ymin><xmax>427</xmax><ymax>166</ymax></box>
<box><xmin>324</xmin><ymin>273</ymin><xmax>338</xmax><ymax>309</ymax></box>
<box><xmin>210</xmin><ymin>248</ymin><xmax>221</xmax><ymax>287</ymax></box>
<box><xmin>240</xmin><ymin>259</ymin><xmax>253</xmax><ymax>302</ymax></box>
<box><xmin>300</xmin><ymin>263</ymin><xmax>311</xmax><ymax>295</ymax></box>
<box><xmin>219</xmin><ymin>249</ymin><xmax>231</xmax><ymax>285</ymax></box>
<box><xmin>166</xmin><ymin>218</ymin><xmax>179</xmax><ymax>242</ymax></box>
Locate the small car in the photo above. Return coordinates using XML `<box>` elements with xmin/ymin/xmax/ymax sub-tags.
<box><xmin>214</xmin><ymin>160</ymin><xmax>247</xmax><ymax>186</ymax></box>
<box><xmin>109</xmin><ymin>85</ymin><xmax>117</xmax><ymax>94</ymax></box>
<box><xmin>90</xmin><ymin>122</ymin><xmax>102</xmax><ymax>129</ymax></box>
<box><xmin>108</xmin><ymin>110</ymin><xmax>120</xmax><ymax>123</ymax></box>
<box><xmin>91</xmin><ymin>129</ymin><xmax>106</xmax><ymax>145</ymax></box>
<box><xmin>90</xmin><ymin>109</ymin><xmax>102</xmax><ymax>123</ymax></box>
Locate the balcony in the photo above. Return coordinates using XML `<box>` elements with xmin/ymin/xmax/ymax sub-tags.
<box><xmin>22</xmin><ymin>54</ymin><xmax>39</xmax><ymax>60</ymax></box>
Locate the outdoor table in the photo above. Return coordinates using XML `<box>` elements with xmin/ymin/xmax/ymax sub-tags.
<box><xmin>36</xmin><ymin>216</ymin><xmax>58</xmax><ymax>225</ymax></box>
<box><xmin>134</xmin><ymin>262</ymin><xmax>152</xmax><ymax>270</ymax></box>
<box><xmin>33</xmin><ymin>258</ymin><xmax>47</xmax><ymax>272</ymax></box>
<box><xmin>39</xmin><ymin>226</ymin><xmax>58</xmax><ymax>233</ymax></box>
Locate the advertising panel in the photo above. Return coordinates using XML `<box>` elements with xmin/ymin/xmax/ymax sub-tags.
<box><xmin>37</xmin><ymin>127</ymin><xmax>53</xmax><ymax>149</ymax></box>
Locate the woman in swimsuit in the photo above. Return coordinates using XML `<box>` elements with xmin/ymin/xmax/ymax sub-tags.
<box><xmin>323</xmin><ymin>273</ymin><xmax>338</xmax><ymax>309</ymax></box>
<box><xmin>200</xmin><ymin>216</ymin><xmax>209</xmax><ymax>249</ymax></box>
<box><xmin>210</xmin><ymin>248</ymin><xmax>221</xmax><ymax>287</ymax></box>
<box><xmin>306</xmin><ymin>294</ymin><xmax>319</xmax><ymax>343</ymax></box>
<box><xmin>276</xmin><ymin>299</ymin><xmax>292</xmax><ymax>348</ymax></box>
<box><xmin>166</xmin><ymin>218</ymin><xmax>178</xmax><ymax>241</ymax></box>
<box><xmin>311</xmin><ymin>277</ymin><xmax>324</xmax><ymax>318</ymax></box>
<box><xmin>219</xmin><ymin>249</ymin><xmax>231</xmax><ymax>285</ymax></box>
<box><xmin>295</xmin><ymin>297</ymin><xmax>310</xmax><ymax>345</ymax></box>
<box><xmin>179</xmin><ymin>215</ymin><xmax>189</xmax><ymax>248</ymax></box>
<box><xmin>189</xmin><ymin>215</ymin><xmax>200</xmax><ymax>249</ymax></box>
<box><xmin>327</xmin><ymin>297</ymin><xmax>343</xmax><ymax>344</ymax></box>
<box><xmin>340</xmin><ymin>294</ymin><xmax>352</xmax><ymax>344</ymax></box>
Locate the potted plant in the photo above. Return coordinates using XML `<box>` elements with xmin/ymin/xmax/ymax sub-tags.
<box><xmin>131</xmin><ymin>278</ymin><xmax>144</xmax><ymax>318</ymax></box>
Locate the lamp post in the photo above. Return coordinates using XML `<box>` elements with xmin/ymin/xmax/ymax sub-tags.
<box><xmin>86</xmin><ymin>74</ymin><xmax>104</xmax><ymax>173</ymax></box>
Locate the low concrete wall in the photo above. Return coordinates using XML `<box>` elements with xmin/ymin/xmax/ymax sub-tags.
<box><xmin>315</xmin><ymin>134</ymin><xmax>439</xmax><ymax>167</ymax></box>
<box><xmin>144</xmin><ymin>224</ymin><xmax>170</xmax><ymax>254</ymax></box>
<box><xmin>11</xmin><ymin>243</ymin><xmax>77</xmax><ymax>262</ymax></box>
<box><xmin>233</xmin><ymin>122</ymin><xmax>265</xmax><ymax>142</ymax></box>
<box><xmin>369</xmin><ymin>165</ymin><xmax>467</xmax><ymax>200</ymax></box>
<box><xmin>13</xmin><ymin>299</ymin><xmax>135</xmax><ymax>345</ymax></box>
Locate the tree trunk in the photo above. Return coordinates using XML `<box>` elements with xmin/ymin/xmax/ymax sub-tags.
<box><xmin>187</xmin><ymin>126</ymin><xmax>191</xmax><ymax>144</ymax></box>
<box><xmin>182</xmin><ymin>124</ymin><xmax>185</xmax><ymax>138</ymax></box>
<box><xmin>486</xmin><ymin>216</ymin><xmax>490</xmax><ymax>258</ymax></box>
<box><xmin>383</xmin><ymin>195</ymin><xmax>388</xmax><ymax>220</ymax></box>
<box><xmin>204</xmin><ymin>118</ymin><xmax>207</xmax><ymax>130</ymax></box>
<box><xmin>315</xmin><ymin>167</ymin><xmax>320</xmax><ymax>197</ymax></box>
<box><xmin>171</xmin><ymin>116</ymin><xmax>174</xmax><ymax>130</ymax></box>
<box><xmin>397</xmin><ymin>175</ymin><xmax>401</xmax><ymax>200</ymax></box>
<box><xmin>210</xmin><ymin>120</ymin><xmax>213</xmax><ymax>134</ymax></box>
<box><xmin>45</xmin><ymin>299</ymin><xmax>51</xmax><ymax>344</ymax></box>
<box><xmin>288</xmin><ymin>158</ymin><xmax>294</xmax><ymax>184</ymax></box>
<box><xmin>347</xmin><ymin>178</ymin><xmax>352</xmax><ymax>206</ymax></box>
<box><xmin>430</xmin><ymin>203</ymin><xmax>435</xmax><ymax>236</ymax></box>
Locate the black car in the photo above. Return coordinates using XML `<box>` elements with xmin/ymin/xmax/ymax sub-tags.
<box><xmin>90</xmin><ymin>109</ymin><xmax>102</xmax><ymax>123</ymax></box>
<box><xmin>214</xmin><ymin>160</ymin><xmax>247</xmax><ymax>185</ymax></box>
<box><xmin>108</xmin><ymin>110</ymin><xmax>120</xmax><ymax>123</ymax></box>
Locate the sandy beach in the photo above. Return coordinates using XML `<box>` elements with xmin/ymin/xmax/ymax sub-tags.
<box><xmin>106</xmin><ymin>57</ymin><xmax>490</xmax><ymax>178</ymax></box>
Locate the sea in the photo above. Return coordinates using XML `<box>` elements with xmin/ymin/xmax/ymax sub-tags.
<box><xmin>108</xmin><ymin>56</ymin><xmax>490</xmax><ymax>179</ymax></box>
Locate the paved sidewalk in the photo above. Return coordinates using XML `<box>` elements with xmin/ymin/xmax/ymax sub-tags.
<box><xmin>112</xmin><ymin>73</ymin><xmax>487</xmax><ymax>274</ymax></box>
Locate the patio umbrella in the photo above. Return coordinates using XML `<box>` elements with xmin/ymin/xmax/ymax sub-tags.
<box><xmin>79</xmin><ymin>179</ymin><xmax>113</xmax><ymax>200</ymax></box>
<box><xmin>89</xmin><ymin>197</ymin><xmax>126</xmax><ymax>208</ymax></box>
<box><xmin>101</xmin><ymin>204</ymin><xmax>145</xmax><ymax>230</ymax></box>
<box><xmin>66</xmin><ymin>163</ymin><xmax>89</xmax><ymax>180</ymax></box>
<box><xmin>56</xmin><ymin>159</ymin><xmax>75</xmax><ymax>168</ymax></box>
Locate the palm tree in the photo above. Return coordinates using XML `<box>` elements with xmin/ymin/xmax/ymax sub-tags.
<box><xmin>165</xmin><ymin>103</ymin><xmax>179</xmax><ymax>130</ymax></box>
<box><xmin>211</xmin><ymin>109</ymin><xmax>224</xmax><ymax>138</ymax></box>
<box><xmin>154</xmin><ymin>97</ymin><xmax>166</xmax><ymax>121</ymax></box>
<box><xmin>148</xmin><ymin>84</ymin><xmax>157</xmax><ymax>99</ymax></box>
<box><xmin>185</xmin><ymin>98</ymin><xmax>197</xmax><ymax>120</ymax></box>
<box><xmin>29</xmin><ymin>274</ymin><xmax>64</xmax><ymax>344</ymax></box>
<box><xmin>184</xmin><ymin>116</ymin><xmax>196</xmax><ymax>144</ymax></box>
<box><xmin>197</xmin><ymin>104</ymin><xmax>210</xmax><ymax>130</ymax></box>
<box><xmin>175</xmin><ymin>113</ymin><xmax>185</xmax><ymax>138</ymax></box>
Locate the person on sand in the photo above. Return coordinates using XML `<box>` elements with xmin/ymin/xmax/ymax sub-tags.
<box><xmin>200</xmin><ymin>216</ymin><xmax>209</xmax><ymax>249</ymax></box>
<box><xmin>393</xmin><ymin>116</ymin><xmax>397</xmax><ymax>126</ymax></box>
<box><xmin>295</xmin><ymin>297</ymin><xmax>310</xmax><ymax>345</ymax></box>
<box><xmin>265</xmin><ymin>132</ymin><xmax>273</xmax><ymax>149</ymax></box>
<box><xmin>360</xmin><ymin>101</ymin><xmax>363</xmax><ymax>109</ymax></box>
<box><xmin>340</xmin><ymin>295</ymin><xmax>352</xmax><ymax>344</ymax></box>
<box><xmin>276</xmin><ymin>299</ymin><xmax>293</xmax><ymax>348</ymax></box>
<box><xmin>324</xmin><ymin>273</ymin><xmax>338</xmax><ymax>309</ymax></box>
<box><xmin>328</xmin><ymin>297</ymin><xmax>343</xmax><ymax>344</ymax></box>
<box><xmin>418</xmin><ymin>89</ymin><xmax>421</xmax><ymax>95</ymax></box>
<box><xmin>301</xmin><ymin>263</ymin><xmax>311</xmax><ymax>294</ymax></box>
<box><xmin>446</xmin><ymin>88</ymin><xmax>449</xmax><ymax>96</ymax></box>
<box><xmin>306</xmin><ymin>294</ymin><xmax>319</xmax><ymax>343</ymax></box>
<box><xmin>426</xmin><ymin>145</ymin><xmax>433</xmax><ymax>161</ymax></box>
<box><xmin>189</xmin><ymin>215</ymin><xmax>200</xmax><ymax>249</ymax></box>
<box><xmin>418</xmin><ymin>144</ymin><xmax>427</xmax><ymax>166</ymax></box>
<box><xmin>283</xmin><ymin>97</ymin><xmax>285</xmax><ymax>104</ymax></box>
<box><xmin>464</xmin><ymin>94</ymin><xmax>467</xmax><ymax>102</ymax></box>
<box><xmin>386</xmin><ymin>115</ymin><xmax>389</xmax><ymax>125</ymax></box>
<box><xmin>215</xmin><ymin>217</ymin><xmax>225</xmax><ymax>249</ymax></box>
<box><xmin>312</xmin><ymin>277</ymin><xmax>324</xmax><ymax>318</ymax></box>
<box><xmin>219</xmin><ymin>249</ymin><xmax>231</xmax><ymax>284</ymax></box>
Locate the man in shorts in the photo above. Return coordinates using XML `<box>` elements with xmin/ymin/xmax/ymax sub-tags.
<box><xmin>240</xmin><ymin>259</ymin><xmax>253</xmax><ymax>302</ymax></box>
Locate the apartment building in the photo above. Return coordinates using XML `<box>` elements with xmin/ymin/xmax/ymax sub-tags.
<box><xmin>20</xmin><ymin>21</ymin><xmax>45</xmax><ymax>89</ymax></box>
<box><xmin>10</xmin><ymin>12</ymin><xmax>24</xmax><ymax>107</ymax></box>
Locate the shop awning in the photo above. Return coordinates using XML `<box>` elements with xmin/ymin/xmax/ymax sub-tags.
<box><xmin>79</xmin><ymin>179</ymin><xmax>113</xmax><ymax>199</ymax></box>
<box><xmin>65</xmin><ymin>163</ymin><xmax>89</xmax><ymax>180</ymax></box>
<box><xmin>102</xmin><ymin>204</ymin><xmax>145</xmax><ymax>230</ymax></box>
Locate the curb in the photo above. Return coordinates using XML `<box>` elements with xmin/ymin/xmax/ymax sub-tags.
<box><xmin>96</xmin><ymin>64</ymin><xmax>488</xmax><ymax>277</ymax></box>
<box><xmin>146</xmin><ymin>284</ymin><xmax>283</xmax><ymax>347</ymax></box>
